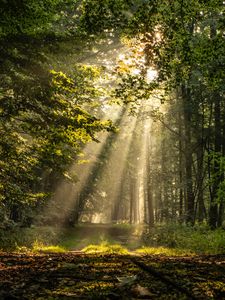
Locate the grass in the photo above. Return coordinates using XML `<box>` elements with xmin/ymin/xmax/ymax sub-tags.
<box><xmin>0</xmin><ymin>226</ymin><xmax>60</xmax><ymax>251</ymax></box>
<box><xmin>135</xmin><ymin>246</ymin><xmax>194</xmax><ymax>256</ymax></box>
<box><xmin>32</xmin><ymin>241</ymin><xmax>66</xmax><ymax>253</ymax></box>
<box><xmin>59</xmin><ymin>230</ymin><xmax>117</xmax><ymax>250</ymax></box>
<box><xmin>1</xmin><ymin>223</ymin><xmax>225</xmax><ymax>255</ymax></box>
<box><xmin>82</xmin><ymin>242</ymin><xmax>129</xmax><ymax>254</ymax></box>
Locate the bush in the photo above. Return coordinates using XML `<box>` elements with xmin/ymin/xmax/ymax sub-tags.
<box><xmin>142</xmin><ymin>223</ymin><xmax>225</xmax><ymax>254</ymax></box>
<box><xmin>0</xmin><ymin>226</ymin><xmax>60</xmax><ymax>251</ymax></box>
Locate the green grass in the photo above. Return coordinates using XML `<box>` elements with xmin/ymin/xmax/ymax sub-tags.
<box><xmin>1</xmin><ymin>223</ymin><xmax>225</xmax><ymax>255</ymax></box>
<box><xmin>136</xmin><ymin>246</ymin><xmax>194</xmax><ymax>256</ymax></box>
<box><xmin>0</xmin><ymin>226</ymin><xmax>60</xmax><ymax>251</ymax></box>
<box><xmin>32</xmin><ymin>241</ymin><xmax>66</xmax><ymax>253</ymax></box>
<box><xmin>82</xmin><ymin>242</ymin><xmax>129</xmax><ymax>255</ymax></box>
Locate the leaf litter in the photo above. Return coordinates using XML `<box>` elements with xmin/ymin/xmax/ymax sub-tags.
<box><xmin>0</xmin><ymin>252</ymin><xmax>225</xmax><ymax>299</ymax></box>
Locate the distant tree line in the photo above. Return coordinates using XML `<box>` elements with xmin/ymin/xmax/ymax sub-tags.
<box><xmin>80</xmin><ymin>0</ymin><xmax>225</xmax><ymax>228</ymax></box>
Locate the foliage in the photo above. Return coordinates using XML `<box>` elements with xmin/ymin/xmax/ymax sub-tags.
<box><xmin>207</xmin><ymin>152</ymin><xmax>225</xmax><ymax>203</ymax></box>
<box><xmin>80</xmin><ymin>0</ymin><xmax>133</xmax><ymax>33</ymax></box>
<box><xmin>0</xmin><ymin>0</ymin><xmax>63</xmax><ymax>37</ymax></box>
<box><xmin>1</xmin><ymin>224</ymin><xmax>225</xmax><ymax>256</ymax></box>
<box><xmin>103</xmin><ymin>0</ymin><xmax>225</xmax><ymax>227</ymax></box>
<box><xmin>136</xmin><ymin>246</ymin><xmax>193</xmax><ymax>256</ymax></box>
<box><xmin>0</xmin><ymin>59</ymin><xmax>113</xmax><ymax>225</ymax></box>
<box><xmin>32</xmin><ymin>241</ymin><xmax>66</xmax><ymax>253</ymax></box>
<box><xmin>0</xmin><ymin>226</ymin><xmax>60</xmax><ymax>250</ymax></box>
<box><xmin>142</xmin><ymin>224</ymin><xmax>225</xmax><ymax>255</ymax></box>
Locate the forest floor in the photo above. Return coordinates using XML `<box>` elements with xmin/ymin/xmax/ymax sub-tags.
<box><xmin>0</xmin><ymin>251</ymin><xmax>225</xmax><ymax>300</ymax></box>
<box><xmin>1</xmin><ymin>224</ymin><xmax>225</xmax><ymax>299</ymax></box>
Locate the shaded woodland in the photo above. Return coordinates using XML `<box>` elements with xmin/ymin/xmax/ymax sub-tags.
<box><xmin>0</xmin><ymin>0</ymin><xmax>225</xmax><ymax>232</ymax></box>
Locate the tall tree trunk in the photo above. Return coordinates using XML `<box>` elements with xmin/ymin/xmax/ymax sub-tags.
<box><xmin>181</xmin><ymin>84</ymin><xmax>195</xmax><ymax>225</ymax></box>
<box><xmin>208</xmin><ymin>19</ymin><xmax>222</xmax><ymax>228</ymax></box>
<box><xmin>154</xmin><ymin>176</ymin><xmax>162</xmax><ymax>223</ymax></box>
<box><xmin>209</xmin><ymin>95</ymin><xmax>221</xmax><ymax>228</ymax></box>
<box><xmin>178</xmin><ymin>106</ymin><xmax>184</xmax><ymax>222</ymax></box>
<box><xmin>217</xmin><ymin>103</ymin><xmax>225</xmax><ymax>227</ymax></box>
<box><xmin>111</xmin><ymin>169</ymin><xmax>126</xmax><ymax>222</ymax></box>
<box><xmin>146</xmin><ymin>142</ymin><xmax>154</xmax><ymax>227</ymax></box>
<box><xmin>129</xmin><ymin>176</ymin><xmax>136</xmax><ymax>224</ymax></box>
<box><xmin>196</xmin><ymin>96</ymin><xmax>206</xmax><ymax>223</ymax></box>
<box><xmin>161</xmin><ymin>138</ymin><xmax>169</xmax><ymax>221</ymax></box>
<box><xmin>196</xmin><ymin>143</ymin><xmax>205</xmax><ymax>223</ymax></box>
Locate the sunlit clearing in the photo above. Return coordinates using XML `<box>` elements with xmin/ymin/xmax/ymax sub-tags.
<box><xmin>35</xmin><ymin>36</ymin><xmax>167</xmax><ymax>245</ymax></box>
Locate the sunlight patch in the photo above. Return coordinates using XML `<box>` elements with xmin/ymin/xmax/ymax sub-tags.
<box><xmin>32</xmin><ymin>241</ymin><xmax>66</xmax><ymax>253</ymax></box>
<box><xmin>135</xmin><ymin>246</ymin><xmax>195</xmax><ymax>256</ymax></box>
<box><xmin>82</xmin><ymin>243</ymin><xmax>129</xmax><ymax>255</ymax></box>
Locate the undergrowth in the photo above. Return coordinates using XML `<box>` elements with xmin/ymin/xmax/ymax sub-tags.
<box><xmin>31</xmin><ymin>241</ymin><xmax>66</xmax><ymax>253</ymax></box>
<box><xmin>136</xmin><ymin>246</ymin><xmax>194</xmax><ymax>256</ymax></box>
<box><xmin>0</xmin><ymin>223</ymin><xmax>225</xmax><ymax>255</ymax></box>
<box><xmin>142</xmin><ymin>223</ymin><xmax>225</xmax><ymax>254</ymax></box>
<box><xmin>0</xmin><ymin>226</ymin><xmax>60</xmax><ymax>251</ymax></box>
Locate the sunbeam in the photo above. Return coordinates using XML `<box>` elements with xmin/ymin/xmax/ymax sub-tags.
<box><xmin>34</xmin><ymin>34</ymin><xmax>164</xmax><ymax>250</ymax></box>
<box><xmin>80</xmin><ymin>107</ymin><xmax>139</xmax><ymax>223</ymax></box>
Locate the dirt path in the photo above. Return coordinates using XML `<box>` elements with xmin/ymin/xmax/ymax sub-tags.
<box><xmin>59</xmin><ymin>224</ymin><xmax>143</xmax><ymax>250</ymax></box>
<box><xmin>0</xmin><ymin>252</ymin><xmax>225</xmax><ymax>299</ymax></box>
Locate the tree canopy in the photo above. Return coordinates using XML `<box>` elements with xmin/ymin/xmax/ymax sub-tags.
<box><xmin>0</xmin><ymin>0</ymin><xmax>225</xmax><ymax>229</ymax></box>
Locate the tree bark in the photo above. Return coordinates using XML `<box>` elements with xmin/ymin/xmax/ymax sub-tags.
<box><xmin>181</xmin><ymin>84</ymin><xmax>195</xmax><ymax>225</ymax></box>
<box><xmin>146</xmin><ymin>144</ymin><xmax>154</xmax><ymax>227</ymax></box>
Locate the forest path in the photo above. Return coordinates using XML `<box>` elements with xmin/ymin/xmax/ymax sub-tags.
<box><xmin>58</xmin><ymin>224</ymin><xmax>145</xmax><ymax>251</ymax></box>
<box><xmin>0</xmin><ymin>251</ymin><xmax>225</xmax><ymax>299</ymax></box>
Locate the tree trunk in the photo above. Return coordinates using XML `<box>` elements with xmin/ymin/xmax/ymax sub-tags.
<box><xmin>209</xmin><ymin>95</ymin><xmax>221</xmax><ymax>228</ymax></box>
<box><xmin>181</xmin><ymin>84</ymin><xmax>195</xmax><ymax>225</ymax></box>
<box><xmin>208</xmin><ymin>15</ymin><xmax>222</xmax><ymax>229</ymax></box>
<box><xmin>217</xmin><ymin>102</ymin><xmax>225</xmax><ymax>227</ymax></box>
<box><xmin>196</xmin><ymin>146</ymin><xmax>205</xmax><ymax>223</ymax></box>
<box><xmin>178</xmin><ymin>106</ymin><xmax>184</xmax><ymax>222</ymax></box>
<box><xmin>129</xmin><ymin>176</ymin><xmax>136</xmax><ymax>224</ymax></box>
<box><xmin>146</xmin><ymin>144</ymin><xmax>154</xmax><ymax>227</ymax></box>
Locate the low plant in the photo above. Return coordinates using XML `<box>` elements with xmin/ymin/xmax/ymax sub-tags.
<box><xmin>136</xmin><ymin>246</ymin><xmax>194</xmax><ymax>256</ymax></box>
<box><xmin>142</xmin><ymin>223</ymin><xmax>225</xmax><ymax>254</ymax></box>
<box><xmin>82</xmin><ymin>242</ymin><xmax>129</xmax><ymax>254</ymax></box>
<box><xmin>0</xmin><ymin>226</ymin><xmax>60</xmax><ymax>251</ymax></box>
<box><xmin>32</xmin><ymin>241</ymin><xmax>66</xmax><ymax>253</ymax></box>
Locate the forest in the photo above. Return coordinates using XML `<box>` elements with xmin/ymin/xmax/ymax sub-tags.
<box><xmin>0</xmin><ymin>0</ymin><xmax>225</xmax><ymax>299</ymax></box>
